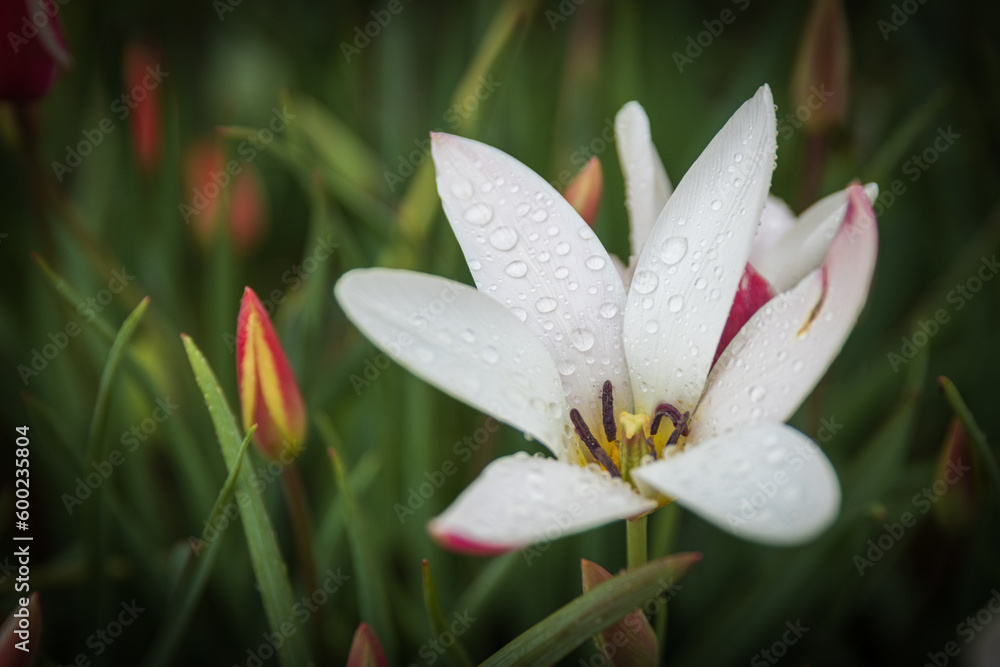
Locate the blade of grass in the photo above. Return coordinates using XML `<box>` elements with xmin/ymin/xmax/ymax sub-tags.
<box><xmin>319</xmin><ymin>416</ymin><xmax>396</xmax><ymax>661</ymax></box>
<box><xmin>479</xmin><ymin>553</ymin><xmax>701</xmax><ymax>667</ymax></box>
<box><xmin>181</xmin><ymin>334</ymin><xmax>309</xmax><ymax>667</ymax></box>
<box><xmin>141</xmin><ymin>426</ymin><xmax>256</xmax><ymax>667</ymax></box>
<box><xmin>83</xmin><ymin>296</ymin><xmax>150</xmax><ymax>615</ymax></box>
<box><xmin>421</xmin><ymin>560</ymin><xmax>474</xmax><ymax>667</ymax></box>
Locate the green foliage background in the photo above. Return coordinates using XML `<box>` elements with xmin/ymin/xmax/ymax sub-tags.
<box><xmin>2</xmin><ymin>0</ymin><xmax>999</xmax><ymax>664</ymax></box>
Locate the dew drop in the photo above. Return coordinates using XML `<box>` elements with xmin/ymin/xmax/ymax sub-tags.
<box><xmin>510</xmin><ymin>307</ymin><xmax>528</xmax><ymax>322</ymax></box>
<box><xmin>557</xmin><ymin>360</ymin><xmax>576</xmax><ymax>376</ymax></box>
<box><xmin>489</xmin><ymin>227</ymin><xmax>518</xmax><ymax>251</ymax></box>
<box><xmin>554</xmin><ymin>266</ymin><xmax>570</xmax><ymax>279</ymax></box>
<box><xmin>530</xmin><ymin>208</ymin><xmax>548</xmax><ymax>222</ymax></box>
<box><xmin>633</xmin><ymin>271</ymin><xmax>659</xmax><ymax>294</ymax></box>
<box><xmin>571</xmin><ymin>328</ymin><xmax>595</xmax><ymax>352</ymax></box>
<box><xmin>555</xmin><ymin>242</ymin><xmax>570</xmax><ymax>255</ymax></box>
<box><xmin>694</xmin><ymin>277</ymin><xmax>707</xmax><ymax>290</ymax></box>
<box><xmin>667</xmin><ymin>295</ymin><xmax>684</xmax><ymax>312</ymax></box>
<box><xmin>505</xmin><ymin>260</ymin><xmax>528</xmax><ymax>278</ymax></box>
<box><xmin>659</xmin><ymin>236</ymin><xmax>688</xmax><ymax>265</ymax></box>
<box><xmin>585</xmin><ymin>256</ymin><xmax>606</xmax><ymax>270</ymax></box>
<box><xmin>749</xmin><ymin>385</ymin><xmax>766</xmax><ymax>402</ymax></box>
<box><xmin>599</xmin><ymin>302</ymin><xmax>618</xmax><ymax>319</ymax></box>
<box><xmin>710</xmin><ymin>199</ymin><xmax>722</xmax><ymax>211</ymax></box>
<box><xmin>792</xmin><ymin>359</ymin><xmax>804</xmax><ymax>373</ymax></box>
<box><xmin>516</xmin><ymin>202</ymin><xmax>531</xmax><ymax>216</ymax></box>
<box><xmin>463</xmin><ymin>203</ymin><xmax>494</xmax><ymax>225</ymax></box>
<box><xmin>644</xmin><ymin>320</ymin><xmax>659</xmax><ymax>334</ymax></box>
<box><xmin>468</xmin><ymin>259</ymin><xmax>482</xmax><ymax>271</ymax></box>
<box><xmin>535</xmin><ymin>297</ymin><xmax>558</xmax><ymax>313</ymax></box>
<box><xmin>461</xmin><ymin>329</ymin><xmax>476</xmax><ymax>343</ymax></box>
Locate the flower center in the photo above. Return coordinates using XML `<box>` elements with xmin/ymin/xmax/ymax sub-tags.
<box><xmin>568</xmin><ymin>382</ymin><xmax>691</xmax><ymax>480</ymax></box>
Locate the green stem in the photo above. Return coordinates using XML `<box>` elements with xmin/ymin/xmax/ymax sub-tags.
<box><xmin>626</xmin><ymin>515</ymin><xmax>648</xmax><ymax>570</ymax></box>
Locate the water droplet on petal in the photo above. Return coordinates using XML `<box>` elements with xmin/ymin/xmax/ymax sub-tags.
<box><xmin>667</xmin><ymin>295</ymin><xmax>684</xmax><ymax>312</ymax></box>
<box><xmin>535</xmin><ymin>297</ymin><xmax>558</xmax><ymax>313</ymax></box>
<box><xmin>481</xmin><ymin>346</ymin><xmax>499</xmax><ymax>364</ymax></box>
<box><xmin>530</xmin><ymin>208</ymin><xmax>548</xmax><ymax>222</ymax></box>
<box><xmin>489</xmin><ymin>227</ymin><xmax>518</xmax><ymax>251</ymax></box>
<box><xmin>558</xmin><ymin>359</ymin><xmax>576</xmax><ymax>376</ymax></box>
<box><xmin>644</xmin><ymin>320</ymin><xmax>659</xmax><ymax>334</ymax></box>
<box><xmin>464</xmin><ymin>203</ymin><xmax>493</xmax><ymax>225</ymax></box>
<box><xmin>571</xmin><ymin>328</ymin><xmax>595</xmax><ymax>352</ymax></box>
<box><xmin>633</xmin><ymin>271</ymin><xmax>659</xmax><ymax>294</ymax></box>
<box><xmin>710</xmin><ymin>199</ymin><xmax>722</xmax><ymax>211</ymax></box>
<box><xmin>585</xmin><ymin>256</ymin><xmax>606</xmax><ymax>270</ymax></box>
<box><xmin>749</xmin><ymin>385</ymin><xmax>766</xmax><ymax>402</ymax></box>
<box><xmin>554</xmin><ymin>266</ymin><xmax>570</xmax><ymax>279</ymax></box>
<box><xmin>505</xmin><ymin>260</ymin><xmax>528</xmax><ymax>278</ymax></box>
<box><xmin>556</xmin><ymin>242</ymin><xmax>570</xmax><ymax>255</ymax></box>
<box><xmin>510</xmin><ymin>307</ymin><xmax>527</xmax><ymax>322</ymax></box>
<box><xmin>660</xmin><ymin>236</ymin><xmax>688</xmax><ymax>265</ymax></box>
<box><xmin>462</xmin><ymin>329</ymin><xmax>476</xmax><ymax>343</ymax></box>
<box><xmin>792</xmin><ymin>359</ymin><xmax>804</xmax><ymax>372</ymax></box>
<box><xmin>600</xmin><ymin>302</ymin><xmax>618</xmax><ymax>318</ymax></box>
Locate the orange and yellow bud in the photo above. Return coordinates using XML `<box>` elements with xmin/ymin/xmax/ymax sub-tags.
<box><xmin>581</xmin><ymin>559</ymin><xmax>658</xmax><ymax>666</ymax></box>
<box><xmin>563</xmin><ymin>156</ymin><xmax>603</xmax><ymax>228</ymax></box>
<box><xmin>236</xmin><ymin>287</ymin><xmax>306</xmax><ymax>460</ymax></box>
<box><xmin>932</xmin><ymin>418</ymin><xmax>980</xmax><ymax>532</ymax></box>
<box><xmin>346</xmin><ymin>623</ymin><xmax>389</xmax><ymax>667</ymax></box>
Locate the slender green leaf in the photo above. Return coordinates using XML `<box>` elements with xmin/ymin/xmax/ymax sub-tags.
<box><xmin>480</xmin><ymin>553</ymin><xmax>701</xmax><ymax>667</ymax></box>
<box><xmin>182</xmin><ymin>334</ymin><xmax>309</xmax><ymax>667</ymax></box>
<box><xmin>422</xmin><ymin>560</ymin><xmax>474</xmax><ymax>667</ymax></box>
<box><xmin>320</xmin><ymin>416</ymin><xmax>396</xmax><ymax>660</ymax></box>
<box><xmin>141</xmin><ymin>426</ymin><xmax>256</xmax><ymax>667</ymax></box>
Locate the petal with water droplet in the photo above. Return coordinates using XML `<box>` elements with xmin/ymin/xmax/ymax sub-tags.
<box><xmin>615</xmin><ymin>101</ymin><xmax>673</xmax><ymax>262</ymax></box>
<box><xmin>693</xmin><ymin>183</ymin><xmax>878</xmax><ymax>439</ymax></box>
<box><xmin>429</xmin><ymin>455</ymin><xmax>656</xmax><ymax>554</ymax></box>
<box><xmin>335</xmin><ymin>268</ymin><xmax>572</xmax><ymax>459</ymax></box>
<box><xmin>632</xmin><ymin>421</ymin><xmax>840</xmax><ymax>545</ymax></box>
<box><xmin>431</xmin><ymin>132</ymin><xmax>632</xmax><ymax>427</ymax></box>
<box><xmin>623</xmin><ymin>85</ymin><xmax>778</xmax><ymax>415</ymax></box>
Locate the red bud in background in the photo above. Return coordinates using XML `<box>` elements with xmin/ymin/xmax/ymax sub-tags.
<box><xmin>563</xmin><ymin>156</ymin><xmax>603</xmax><ymax>228</ymax></box>
<box><xmin>0</xmin><ymin>0</ymin><xmax>71</xmax><ymax>101</ymax></box>
<box><xmin>124</xmin><ymin>42</ymin><xmax>163</xmax><ymax>172</ymax></box>
<box><xmin>346</xmin><ymin>622</ymin><xmax>389</xmax><ymax>667</ymax></box>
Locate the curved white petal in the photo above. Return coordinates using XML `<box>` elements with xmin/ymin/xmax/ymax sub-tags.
<box><xmin>632</xmin><ymin>422</ymin><xmax>840</xmax><ymax>545</ymax></box>
<box><xmin>335</xmin><ymin>269</ymin><xmax>573</xmax><ymax>459</ymax></box>
<box><xmin>615</xmin><ymin>101</ymin><xmax>673</xmax><ymax>260</ymax></box>
<box><xmin>749</xmin><ymin>195</ymin><xmax>796</xmax><ymax>265</ymax></box>
<box><xmin>623</xmin><ymin>85</ymin><xmax>778</xmax><ymax>415</ymax></box>
<box><xmin>692</xmin><ymin>183</ymin><xmax>878</xmax><ymax>439</ymax></box>
<box><xmin>431</xmin><ymin>133</ymin><xmax>632</xmax><ymax>430</ymax></box>
<box><xmin>755</xmin><ymin>182</ymin><xmax>878</xmax><ymax>292</ymax></box>
<box><xmin>429</xmin><ymin>454</ymin><xmax>656</xmax><ymax>554</ymax></box>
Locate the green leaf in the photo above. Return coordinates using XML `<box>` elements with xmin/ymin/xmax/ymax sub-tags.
<box><xmin>181</xmin><ymin>335</ymin><xmax>310</xmax><ymax>667</ymax></box>
<box><xmin>319</xmin><ymin>416</ymin><xmax>396</xmax><ymax>661</ymax></box>
<box><xmin>30</xmin><ymin>252</ymin><xmax>117</xmax><ymax>341</ymax></box>
<box><xmin>422</xmin><ymin>560</ymin><xmax>474</xmax><ymax>667</ymax></box>
<box><xmin>479</xmin><ymin>553</ymin><xmax>700</xmax><ymax>667</ymax></box>
<box><xmin>141</xmin><ymin>426</ymin><xmax>256</xmax><ymax>667</ymax></box>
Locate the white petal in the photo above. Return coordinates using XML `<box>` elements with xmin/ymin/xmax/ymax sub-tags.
<box><xmin>755</xmin><ymin>182</ymin><xmax>878</xmax><ymax>292</ymax></box>
<box><xmin>429</xmin><ymin>454</ymin><xmax>656</xmax><ymax>554</ymax></box>
<box><xmin>623</xmin><ymin>85</ymin><xmax>778</xmax><ymax>415</ymax></box>
<box><xmin>692</xmin><ymin>184</ymin><xmax>878</xmax><ymax>439</ymax></box>
<box><xmin>431</xmin><ymin>133</ymin><xmax>632</xmax><ymax>431</ymax></box>
<box><xmin>749</xmin><ymin>195</ymin><xmax>796</xmax><ymax>265</ymax></box>
<box><xmin>632</xmin><ymin>422</ymin><xmax>840</xmax><ymax>545</ymax></box>
<box><xmin>615</xmin><ymin>102</ymin><xmax>673</xmax><ymax>260</ymax></box>
<box><xmin>335</xmin><ymin>269</ymin><xmax>573</xmax><ymax>459</ymax></box>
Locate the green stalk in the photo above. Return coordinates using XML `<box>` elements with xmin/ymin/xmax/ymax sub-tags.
<box><xmin>626</xmin><ymin>516</ymin><xmax>648</xmax><ymax>570</ymax></box>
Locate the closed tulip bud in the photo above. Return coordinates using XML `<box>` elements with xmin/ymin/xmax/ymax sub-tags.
<box><xmin>181</xmin><ymin>139</ymin><xmax>226</xmax><ymax>247</ymax></box>
<box><xmin>932</xmin><ymin>418</ymin><xmax>980</xmax><ymax>532</ymax></box>
<box><xmin>346</xmin><ymin>623</ymin><xmax>388</xmax><ymax>667</ymax></box>
<box><xmin>581</xmin><ymin>559</ymin><xmax>658</xmax><ymax>666</ymax></box>
<box><xmin>563</xmin><ymin>156</ymin><xmax>603</xmax><ymax>228</ymax></box>
<box><xmin>228</xmin><ymin>167</ymin><xmax>268</xmax><ymax>256</ymax></box>
<box><xmin>790</xmin><ymin>0</ymin><xmax>850</xmax><ymax>134</ymax></box>
<box><xmin>0</xmin><ymin>0</ymin><xmax>71</xmax><ymax>101</ymax></box>
<box><xmin>124</xmin><ymin>42</ymin><xmax>163</xmax><ymax>172</ymax></box>
<box><xmin>236</xmin><ymin>287</ymin><xmax>306</xmax><ymax>460</ymax></box>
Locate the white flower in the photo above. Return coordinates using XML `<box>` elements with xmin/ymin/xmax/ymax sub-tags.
<box><xmin>334</xmin><ymin>85</ymin><xmax>879</xmax><ymax>553</ymax></box>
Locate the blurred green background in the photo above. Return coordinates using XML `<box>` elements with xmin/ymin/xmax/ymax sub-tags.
<box><xmin>2</xmin><ymin>0</ymin><xmax>1000</xmax><ymax>664</ymax></box>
